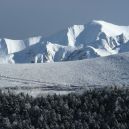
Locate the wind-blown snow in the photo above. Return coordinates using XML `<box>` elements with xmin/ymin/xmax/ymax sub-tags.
<box><xmin>0</xmin><ymin>20</ymin><xmax>129</xmax><ymax>64</ymax></box>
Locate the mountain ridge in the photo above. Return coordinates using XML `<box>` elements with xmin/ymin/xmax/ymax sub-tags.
<box><xmin>0</xmin><ymin>20</ymin><xmax>129</xmax><ymax>64</ymax></box>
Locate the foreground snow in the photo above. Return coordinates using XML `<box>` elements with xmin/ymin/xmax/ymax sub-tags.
<box><xmin>0</xmin><ymin>52</ymin><xmax>129</xmax><ymax>96</ymax></box>
<box><xmin>0</xmin><ymin>20</ymin><xmax>129</xmax><ymax>63</ymax></box>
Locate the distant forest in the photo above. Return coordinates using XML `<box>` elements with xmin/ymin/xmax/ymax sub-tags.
<box><xmin>0</xmin><ymin>87</ymin><xmax>129</xmax><ymax>129</ymax></box>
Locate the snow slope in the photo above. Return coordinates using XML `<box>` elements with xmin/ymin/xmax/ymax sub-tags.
<box><xmin>0</xmin><ymin>20</ymin><xmax>129</xmax><ymax>63</ymax></box>
<box><xmin>0</xmin><ymin>52</ymin><xmax>129</xmax><ymax>96</ymax></box>
<box><xmin>0</xmin><ymin>36</ymin><xmax>42</xmax><ymax>63</ymax></box>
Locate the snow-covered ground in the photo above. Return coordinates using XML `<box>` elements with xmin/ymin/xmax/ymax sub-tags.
<box><xmin>0</xmin><ymin>52</ymin><xmax>129</xmax><ymax>96</ymax></box>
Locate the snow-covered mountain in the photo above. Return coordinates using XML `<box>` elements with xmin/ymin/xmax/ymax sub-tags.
<box><xmin>1</xmin><ymin>20</ymin><xmax>129</xmax><ymax>64</ymax></box>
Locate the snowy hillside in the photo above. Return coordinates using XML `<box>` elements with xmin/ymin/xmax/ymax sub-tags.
<box><xmin>0</xmin><ymin>20</ymin><xmax>129</xmax><ymax>63</ymax></box>
<box><xmin>0</xmin><ymin>52</ymin><xmax>129</xmax><ymax>96</ymax></box>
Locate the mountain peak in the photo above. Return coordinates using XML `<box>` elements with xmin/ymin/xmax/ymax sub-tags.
<box><xmin>88</xmin><ymin>20</ymin><xmax>129</xmax><ymax>37</ymax></box>
<box><xmin>91</xmin><ymin>20</ymin><xmax>114</xmax><ymax>25</ymax></box>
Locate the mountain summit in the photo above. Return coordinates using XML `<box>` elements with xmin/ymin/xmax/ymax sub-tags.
<box><xmin>0</xmin><ymin>20</ymin><xmax>129</xmax><ymax>64</ymax></box>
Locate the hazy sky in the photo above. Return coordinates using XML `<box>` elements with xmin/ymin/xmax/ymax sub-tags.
<box><xmin>0</xmin><ymin>0</ymin><xmax>129</xmax><ymax>39</ymax></box>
